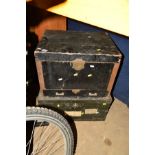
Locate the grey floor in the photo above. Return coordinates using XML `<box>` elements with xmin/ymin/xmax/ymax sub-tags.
<box><xmin>33</xmin><ymin>98</ymin><xmax>129</xmax><ymax>155</ymax></box>
<box><xmin>74</xmin><ymin>98</ymin><xmax>129</xmax><ymax>155</ymax></box>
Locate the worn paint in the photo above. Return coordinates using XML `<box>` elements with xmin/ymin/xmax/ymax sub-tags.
<box><xmin>70</xmin><ymin>58</ymin><xmax>85</xmax><ymax>71</ymax></box>
<box><xmin>72</xmin><ymin>89</ymin><xmax>81</xmax><ymax>94</ymax></box>
<box><xmin>35</xmin><ymin>61</ymin><xmax>45</xmax><ymax>91</ymax></box>
<box><xmin>85</xmin><ymin>109</ymin><xmax>98</xmax><ymax>114</ymax></box>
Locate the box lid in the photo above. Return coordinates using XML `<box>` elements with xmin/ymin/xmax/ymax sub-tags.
<box><xmin>34</xmin><ymin>30</ymin><xmax>121</xmax><ymax>62</ymax></box>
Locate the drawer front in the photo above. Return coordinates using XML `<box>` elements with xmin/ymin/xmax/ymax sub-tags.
<box><xmin>37</xmin><ymin>96</ymin><xmax>112</xmax><ymax>121</ymax></box>
<box><xmin>38</xmin><ymin>99</ymin><xmax>112</xmax><ymax>110</ymax></box>
<box><xmin>42</xmin><ymin>61</ymin><xmax>114</xmax><ymax>91</ymax></box>
<box><xmin>43</xmin><ymin>89</ymin><xmax>108</xmax><ymax>97</ymax></box>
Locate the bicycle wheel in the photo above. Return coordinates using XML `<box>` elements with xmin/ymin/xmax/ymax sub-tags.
<box><xmin>26</xmin><ymin>107</ymin><xmax>74</xmax><ymax>155</ymax></box>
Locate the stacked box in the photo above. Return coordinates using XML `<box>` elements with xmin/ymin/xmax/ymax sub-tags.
<box><xmin>35</xmin><ymin>30</ymin><xmax>121</xmax><ymax>120</ymax></box>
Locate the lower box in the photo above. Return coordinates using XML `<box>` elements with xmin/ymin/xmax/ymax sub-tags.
<box><xmin>36</xmin><ymin>92</ymin><xmax>113</xmax><ymax>121</ymax></box>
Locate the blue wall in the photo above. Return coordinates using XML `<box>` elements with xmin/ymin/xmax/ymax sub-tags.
<box><xmin>110</xmin><ymin>33</ymin><xmax>129</xmax><ymax>105</ymax></box>
<box><xmin>67</xmin><ymin>19</ymin><xmax>129</xmax><ymax>105</ymax></box>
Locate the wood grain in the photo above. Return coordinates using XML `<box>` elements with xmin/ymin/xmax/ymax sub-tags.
<box><xmin>107</xmin><ymin>63</ymin><xmax>120</xmax><ymax>93</ymax></box>
<box><xmin>35</xmin><ymin>61</ymin><xmax>45</xmax><ymax>92</ymax></box>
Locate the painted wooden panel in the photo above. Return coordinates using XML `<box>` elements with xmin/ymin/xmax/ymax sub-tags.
<box><xmin>47</xmin><ymin>0</ymin><xmax>128</xmax><ymax>36</ymax></box>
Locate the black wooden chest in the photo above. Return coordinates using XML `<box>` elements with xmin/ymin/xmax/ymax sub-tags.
<box><xmin>34</xmin><ymin>30</ymin><xmax>122</xmax><ymax>120</ymax></box>
<box><xmin>37</xmin><ymin>93</ymin><xmax>112</xmax><ymax>121</ymax></box>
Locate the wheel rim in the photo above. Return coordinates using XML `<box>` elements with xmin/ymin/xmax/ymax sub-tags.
<box><xmin>26</xmin><ymin>116</ymin><xmax>67</xmax><ymax>155</ymax></box>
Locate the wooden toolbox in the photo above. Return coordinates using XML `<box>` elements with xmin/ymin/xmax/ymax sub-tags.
<box><xmin>37</xmin><ymin>93</ymin><xmax>112</xmax><ymax>121</ymax></box>
<box><xmin>34</xmin><ymin>30</ymin><xmax>122</xmax><ymax>120</ymax></box>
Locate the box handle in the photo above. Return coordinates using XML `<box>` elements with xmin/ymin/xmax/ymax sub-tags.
<box><xmin>56</xmin><ymin>92</ymin><xmax>64</xmax><ymax>96</ymax></box>
<box><xmin>89</xmin><ymin>92</ymin><xmax>97</xmax><ymax>96</ymax></box>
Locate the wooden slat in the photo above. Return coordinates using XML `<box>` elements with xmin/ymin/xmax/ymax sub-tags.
<box><xmin>35</xmin><ymin>60</ymin><xmax>45</xmax><ymax>92</ymax></box>
<box><xmin>107</xmin><ymin>63</ymin><xmax>120</xmax><ymax>93</ymax></box>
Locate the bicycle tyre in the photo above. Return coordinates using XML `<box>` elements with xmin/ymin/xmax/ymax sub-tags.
<box><xmin>26</xmin><ymin>106</ymin><xmax>74</xmax><ymax>155</ymax></box>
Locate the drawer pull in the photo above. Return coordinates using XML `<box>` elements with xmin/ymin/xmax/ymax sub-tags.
<box><xmin>85</xmin><ymin>109</ymin><xmax>98</xmax><ymax>114</ymax></box>
<box><xmin>89</xmin><ymin>92</ymin><xmax>97</xmax><ymax>96</ymax></box>
<box><xmin>65</xmin><ymin>111</ymin><xmax>82</xmax><ymax>117</ymax></box>
<box><xmin>56</xmin><ymin>92</ymin><xmax>64</xmax><ymax>96</ymax></box>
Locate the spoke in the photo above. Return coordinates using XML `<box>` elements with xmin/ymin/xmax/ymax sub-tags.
<box><xmin>33</xmin><ymin>126</ymin><xmax>51</xmax><ymax>153</ymax></box>
<box><xmin>32</xmin><ymin>123</ymin><xmax>57</xmax><ymax>154</ymax></box>
<box><xmin>50</xmin><ymin>143</ymin><xmax>64</xmax><ymax>155</ymax></box>
<box><xmin>33</xmin><ymin>145</ymin><xmax>48</xmax><ymax>154</ymax></box>
<box><xmin>26</xmin><ymin>115</ymin><xmax>68</xmax><ymax>155</ymax></box>
<box><xmin>33</xmin><ymin>125</ymin><xmax>64</xmax><ymax>155</ymax></box>
<box><xmin>32</xmin><ymin>135</ymin><xmax>63</xmax><ymax>155</ymax></box>
<box><xmin>32</xmin><ymin>121</ymin><xmax>46</xmax><ymax>154</ymax></box>
<box><xmin>27</xmin><ymin>121</ymin><xmax>43</xmax><ymax>147</ymax></box>
<box><xmin>46</xmin><ymin>136</ymin><xmax>64</xmax><ymax>155</ymax></box>
<box><xmin>27</xmin><ymin>120</ymin><xmax>36</xmax><ymax>155</ymax></box>
<box><xmin>32</xmin><ymin>121</ymin><xmax>45</xmax><ymax>145</ymax></box>
<box><xmin>36</xmin><ymin>126</ymin><xmax>55</xmax><ymax>150</ymax></box>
